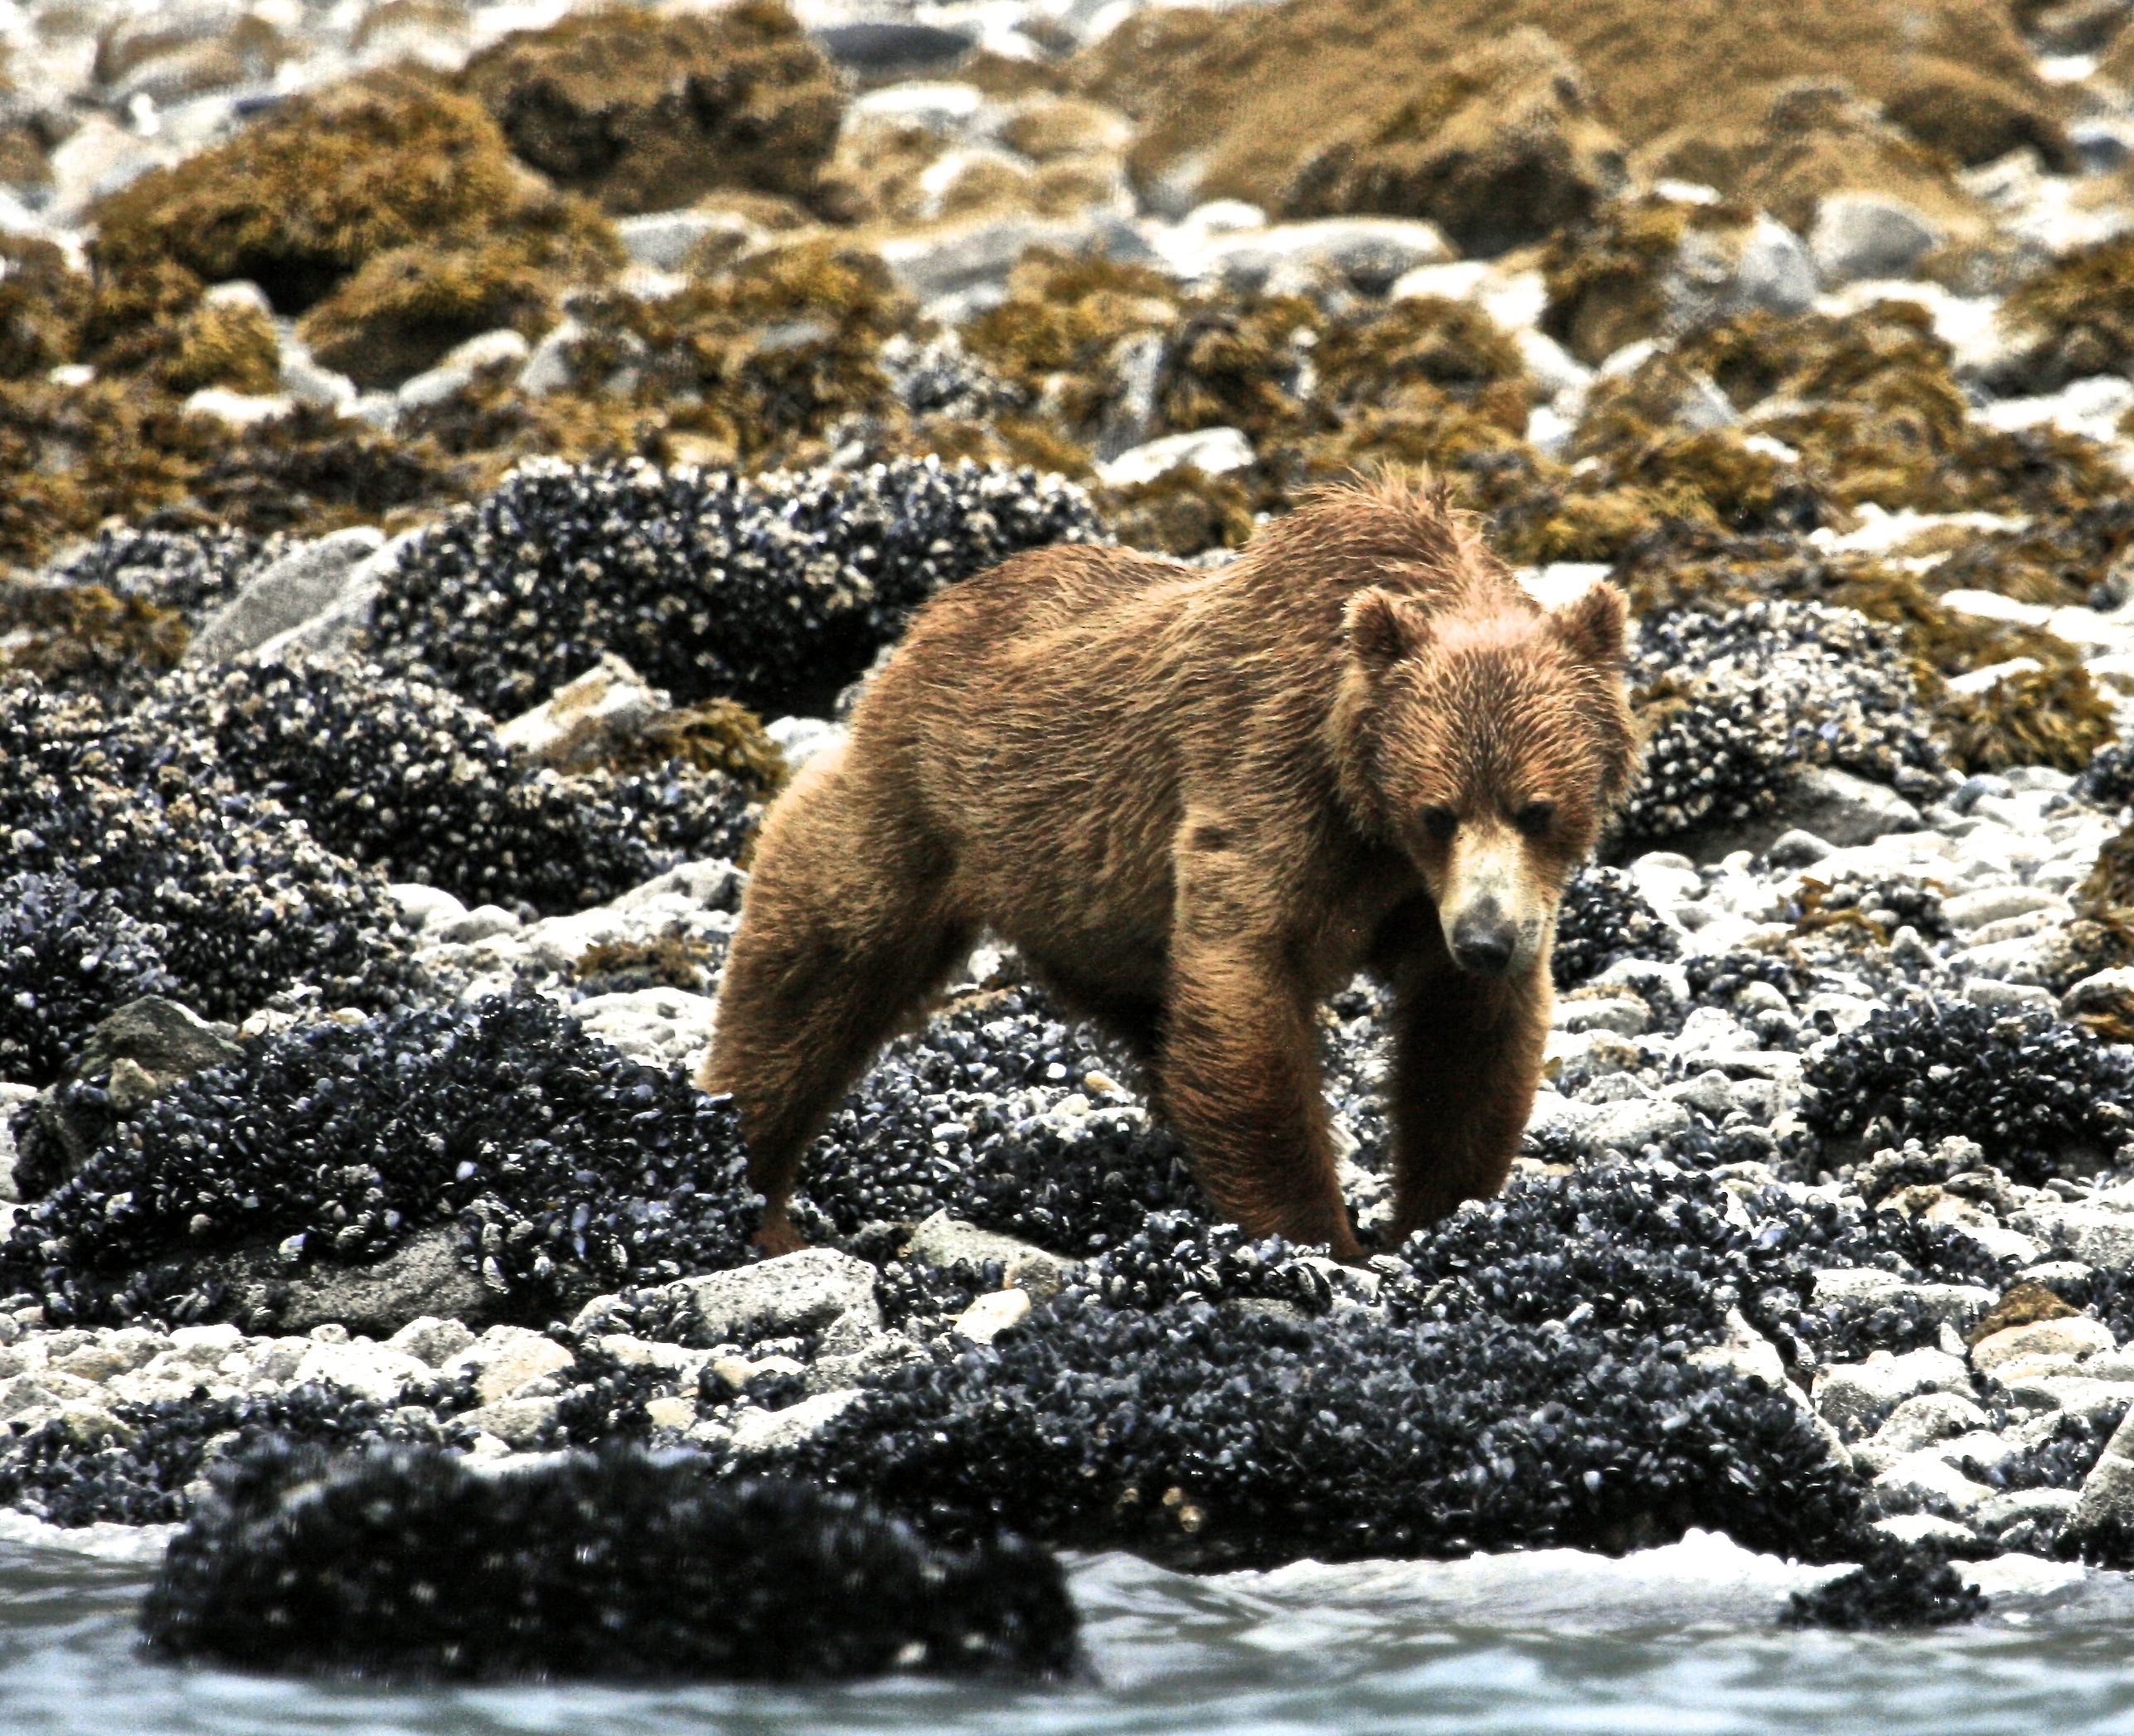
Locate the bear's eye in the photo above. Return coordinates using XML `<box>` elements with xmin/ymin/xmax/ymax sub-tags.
<box><xmin>1420</xmin><ymin>807</ymin><xmax>1457</xmax><ymax>843</ymax></box>
<box><xmin>1515</xmin><ymin>801</ymin><xmax>1557</xmax><ymax>837</ymax></box>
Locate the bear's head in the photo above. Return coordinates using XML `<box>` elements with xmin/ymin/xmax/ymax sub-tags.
<box><xmin>1336</xmin><ymin>580</ymin><xmax>1636</xmax><ymax>978</ymax></box>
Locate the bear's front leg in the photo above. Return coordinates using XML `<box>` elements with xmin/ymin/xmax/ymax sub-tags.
<box><xmin>1380</xmin><ymin>937</ymin><xmax>1550</xmax><ymax>1246</ymax></box>
<box><xmin>1160</xmin><ymin>830</ymin><xmax>1363</xmax><ymax>1259</ymax></box>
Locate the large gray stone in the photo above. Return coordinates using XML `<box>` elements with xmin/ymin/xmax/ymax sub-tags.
<box><xmin>725</xmin><ymin>1387</ymin><xmax>866</xmax><ymax>1460</ymax></box>
<box><xmin>903</xmin><ymin>1212</ymin><xmax>1075</xmax><ymax>1299</ymax></box>
<box><xmin>877</xmin><ymin>214</ymin><xmax>1152</xmax><ymax>303</ymax></box>
<box><xmin>1813</xmin><ymin>1348</ymin><xmax>1972</xmax><ymax>1440</ymax></box>
<box><xmin>17</xmin><ymin>997</ymin><xmax>242</xmax><ymax>1196</ymax></box>
<box><xmin>672</xmin><ymin>1249</ymin><xmax>880</xmax><ymax>1347</ymax></box>
<box><xmin>1193</xmin><ymin>217</ymin><xmax>1452</xmax><ymax>296</ymax></box>
<box><xmin>274</xmin><ymin>1229</ymin><xmax>491</xmax><ymax>1336</ymax></box>
<box><xmin>187</xmin><ymin>527</ymin><xmax>383</xmax><ymax>662</ymax></box>
<box><xmin>250</xmin><ymin>531</ymin><xmax>416</xmax><ymax>662</ymax></box>
<box><xmin>1809</xmin><ymin>193</ymin><xmax>1944</xmax><ymax>286</ymax></box>
<box><xmin>2065</xmin><ymin>1402</ymin><xmax>2134</xmax><ymax>1549</ymax></box>
<box><xmin>1576</xmin><ymin>1096</ymin><xmax>1691</xmax><ymax>1157</ymax></box>
<box><xmin>1676</xmin><ymin>767</ymin><xmax>1923</xmax><ymax>861</ymax></box>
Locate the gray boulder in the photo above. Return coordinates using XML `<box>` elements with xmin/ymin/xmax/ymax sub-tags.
<box><xmin>671</xmin><ymin>1249</ymin><xmax>881</xmax><ymax>1347</ymax></box>
<box><xmin>187</xmin><ymin>527</ymin><xmax>384</xmax><ymax>663</ymax></box>
<box><xmin>274</xmin><ymin>1229</ymin><xmax>491</xmax><ymax>1337</ymax></box>
<box><xmin>1809</xmin><ymin>194</ymin><xmax>1944</xmax><ymax>287</ymax></box>
<box><xmin>2065</xmin><ymin>1403</ymin><xmax>2134</xmax><ymax>1552</ymax></box>
<box><xmin>1813</xmin><ymin>1347</ymin><xmax>1972</xmax><ymax>1439</ymax></box>
<box><xmin>904</xmin><ymin>1212</ymin><xmax>1076</xmax><ymax>1299</ymax></box>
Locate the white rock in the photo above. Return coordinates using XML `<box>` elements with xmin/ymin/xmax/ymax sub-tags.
<box><xmin>456</xmin><ymin>1396</ymin><xmax>557</xmax><ymax>1448</ymax></box>
<box><xmin>1096</xmin><ymin>425</ymin><xmax>1254</xmax><ymax>487</ymax></box>
<box><xmin>182</xmin><ymin>388</ymin><xmax>292</xmax><ymax>427</ymax></box>
<box><xmin>1192</xmin><ymin>217</ymin><xmax>1451</xmax><ymax>295</ymax></box>
<box><xmin>1809</xmin><ymin>193</ymin><xmax>1944</xmax><ymax>286</ymax></box>
<box><xmin>673</xmin><ymin>1249</ymin><xmax>880</xmax><ymax>1346</ymax></box>
<box><xmin>1972</xmin><ymin>1316</ymin><xmax>2117</xmax><ymax>1373</ymax></box>
<box><xmin>1578</xmin><ymin>1097</ymin><xmax>1691</xmax><ymax>1157</ymax></box>
<box><xmin>517</xmin><ymin>318</ymin><xmax>585</xmax><ymax>396</ymax></box>
<box><xmin>616</xmin><ymin>208</ymin><xmax>765</xmax><ymax>270</ymax></box>
<box><xmin>494</xmin><ymin>653</ymin><xmax>666</xmax><ymax>768</ymax></box>
<box><xmin>953</xmin><ymin>1287</ymin><xmax>1032</xmax><ymax>1343</ymax></box>
<box><xmin>1874</xmin><ymin>1447</ymin><xmax>1996</xmax><ymax>1515</ymax></box>
<box><xmin>432</xmin><ymin>904</ymin><xmax>521</xmax><ymax>945</ymax></box>
<box><xmin>1552</xmin><ymin>997</ymin><xmax>1649</xmax><ymax>1036</ymax></box>
<box><xmin>1814</xmin><ymin>1348</ymin><xmax>1972</xmax><ymax>1438</ymax></box>
<box><xmin>395</xmin><ymin>327</ymin><xmax>531</xmax><ymax>410</ymax></box>
<box><xmin>846</xmin><ymin>80</ymin><xmax>985</xmax><ymax>138</ymax></box>
<box><xmin>288</xmin><ymin>1339</ymin><xmax>429</xmax><ymax>1405</ymax></box>
<box><xmin>726</xmin><ymin>1388</ymin><xmax>866</xmax><ymax>1460</ymax></box>
<box><xmin>385</xmin><ymin>885</ymin><xmax>468</xmax><ymax>932</ymax></box>
<box><xmin>1943</xmin><ymin>885</ymin><xmax>2072</xmax><ymax>930</ymax></box>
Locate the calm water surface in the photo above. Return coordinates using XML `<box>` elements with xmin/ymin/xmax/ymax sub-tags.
<box><xmin>1</xmin><ymin>1520</ymin><xmax>2129</xmax><ymax>1736</ymax></box>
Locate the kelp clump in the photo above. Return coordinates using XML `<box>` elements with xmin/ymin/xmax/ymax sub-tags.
<box><xmin>555</xmin><ymin>240</ymin><xmax>917</xmax><ymax>470</ymax></box>
<box><xmin>460</xmin><ymin>0</ymin><xmax>845</xmax><ymax>218</ymax></box>
<box><xmin>1939</xmin><ymin>662</ymin><xmax>2116</xmax><ymax>776</ymax></box>
<box><xmin>1997</xmin><ymin>234</ymin><xmax>2134</xmax><ymax>395</ymax></box>
<box><xmin>0</xmin><ymin>583</ymin><xmax>189</xmax><ymax>705</ymax></box>
<box><xmin>87</xmin><ymin>68</ymin><xmax>525</xmax><ymax>321</ymax></box>
<box><xmin>1280</xmin><ymin>27</ymin><xmax>1627</xmax><ymax>256</ymax></box>
<box><xmin>297</xmin><ymin>194</ymin><xmax>623</xmax><ymax>390</ymax></box>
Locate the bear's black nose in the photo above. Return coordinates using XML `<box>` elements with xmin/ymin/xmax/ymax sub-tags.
<box><xmin>1450</xmin><ymin>909</ymin><xmax>1516</xmax><ymax>977</ymax></box>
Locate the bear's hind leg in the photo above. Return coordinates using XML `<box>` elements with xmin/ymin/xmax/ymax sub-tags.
<box><xmin>700</xmin><ymin>766</ymin><xmax>972</xmax><ymax>1254</ymax></box>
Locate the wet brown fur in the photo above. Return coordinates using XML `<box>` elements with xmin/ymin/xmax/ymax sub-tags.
<box><xmin>700</xmin><ymin>477</ymin><xmax>1636</xmax><ymax>1260</ymax></box>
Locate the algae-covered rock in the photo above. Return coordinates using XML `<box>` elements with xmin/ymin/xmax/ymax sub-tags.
<box><xmin>1084</xmin><ymin>0</ymin><xmax>2052</xmax><ymax>223</ymax></box>
<box><xmin>1279</xmin><ymin>27</ymin><xmax>1626</xmax><ymax>257</ymax></box>
<box><xmin>556</xmin><ymin>239</ymin><xmax>913</xmax><ymax>468</ymax></box>
<box><xmin>88</xmin><ymin>67</ymin><xmax>523</xmax><ymax>316</ymax></box>
<box><xmin>298</xmin><ymin>193</ymin><xmax>623</xmax><ymax>389</ymax></box>
<box><xmin>0</xmin><ymin>233</ymin><xmax>90</xmax><ymax>380</ymax></box>
<box><xmin>1939</xmin><ymin>662</ymin><xmax>2116</xmax><ymax>775</ymax></box>
<box><xmin>460</xmin><ymin>0</ymin><xmax>845</xmax><ymax>217</ymax></box>
<box><xmin>158</xmin><ymin>295</ymin><xmax>281</xmax><ymax>397</ymax></box>
<box><xmin>0</xmin><ymin>584</ymin><xmax>189</xmax><ymax>706</ymax></box>
<box><xmin>1997</xmin><ymin>234</ymin><xmax>2134</xmax><ymax>395</ymax></box>
<box><xmin>1541</xmin><ymin>196</ymin><xmax>1817</xmax><ymax>368</ymax></box>
<box><xmin>1628</xmin><ymin>79</ymin><xmax>1985</xmax><ymax>245</ymax></box>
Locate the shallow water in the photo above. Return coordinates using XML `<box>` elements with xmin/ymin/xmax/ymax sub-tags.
<box><xmin>3</xmin><ymin>1524</ymin><xmax>2132</xmax><ymax>1736</ymax></box>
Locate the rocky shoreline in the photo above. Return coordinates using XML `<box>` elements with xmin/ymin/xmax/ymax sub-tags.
<box><xmin>11</xmin><ymin>0</ymin><xmax>2134</xmax><ymax>1681</ymax></box>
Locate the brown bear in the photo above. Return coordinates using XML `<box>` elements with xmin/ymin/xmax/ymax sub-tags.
<box><xmin>700</xmin><ymin>477</ymin><xmax>1636</xmax><ymax>1262</ymax></box>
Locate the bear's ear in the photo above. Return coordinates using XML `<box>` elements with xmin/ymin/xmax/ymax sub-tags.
<box><xmin>1550</xmin><ymin>580</ymin><xmax>1627</xmax><ymax>667</ymax></box>
<box><xmin>1342</xmin><ymin>588</ymin><xmax>1433</xmax><ymax>676</ymax></box>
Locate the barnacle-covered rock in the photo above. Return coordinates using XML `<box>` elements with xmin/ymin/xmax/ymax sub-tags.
<box><xmin>137</xmin><ymin>657</ymin><xmax>759</xmax><ymax>915</ymax></box>
<box><xmin>0</xmin><ymin>875</ymin><xmax>179</xmax><ymax>1087</ymax></box>
<box><xmin>39</xmin><ymin>525</ymin><xmax>276</xmax><ymax>625</ymax></box>
<box><xmin>1553</xmin><ymin>866</ymin><xmax>1681</xmax><ymax>990</ymax></box>
<box><xmin>1802</xmin><ymin>1001</ymin><xmax>2134</xmax><ymax>1180</ymax></box>
<box><xmin>1620</xmin><ymin>601</ymin><xmax>1942</xmax><ymax>846</ymax></box>
<box><xmin>2</xmin><ymin>997</ymin><xmax>759</xmax><ymax>1330</ymax></box>
<box><xmin>366</xmin><ymin>455</ymin><xmax>1107</xmax><ymax>718</ymax></box>
<box><xmin>143</xmin><ymin>1445</ymin><xmax>1079</xmax><ymax>1681</ymax></box>
<box><xmin>0</xmin><ymin>678</ymin><xmax>416</xmax><ymax>1054</ymax></box>
<box><xmin>764</xmin><ymin>1160</ymin><xmax>1894</xmax><ymax>1569</ymax></box>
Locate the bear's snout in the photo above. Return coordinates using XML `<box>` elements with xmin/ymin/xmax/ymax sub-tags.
<box><xmin>1434</xmin><ymin>820</ymin><xmax>1549</xmax><ymax>978</ymax></box>
<box><xmin>1449</xmin><ymin>900</ymin><xmax>1518</xmax><ymax>977</ymax></box>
